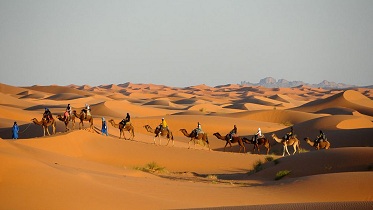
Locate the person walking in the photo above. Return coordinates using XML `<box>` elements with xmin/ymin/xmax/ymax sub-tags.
<box><xmin>101</xmin><ymin>117</ymin><xmax>108</xmax><ymax>136</ymax></box>
<box><xmin>12</xmin><ymin>121</ymin><xmax>19</xmax><ymax>139</ymax></box>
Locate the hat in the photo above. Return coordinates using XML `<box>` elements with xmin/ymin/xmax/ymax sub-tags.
<box><xmin>258</xmin><ymin>128</ymin><xmax>261</xmax><ymax>131</ymax></box>
<box><xmin>102</xmin><ymin>117</ymin><xmax>105</xmax><ymax>121</ymax></box>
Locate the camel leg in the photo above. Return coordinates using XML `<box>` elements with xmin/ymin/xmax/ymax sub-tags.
<box><xmin>292</xmin><ymin>144</ymin><xmax>297</xmax><ymax>155</ymax></box>
<box><xmin>224</xmin><ymin>142</ymin><xmax>229</xmax><ymax>152</ymax></box>
<box><xmin>153</xmin><ymin>137</ymin><xmax>156</xmax><ymax>144</ymax></box>
<box><xmin>242</xmin><ymin>143</ymin><xmax>246</xmax><ymax>153</ymax></box>
<box><xmin>285</xmin><ymin>145</ymin><xmax>290</xmax><ymax>156</ymax></box>
<box><xmin>188</xmin><ymin>139</ymin><xmax>192</xmax><ymax>149</ymax></box>
<box><xmin>46</xmin><ymin>126</ymin><xmax>51</xmax><ymax>136</ymax></box>
<box><xmin>266</xmin><ymin>146</ymin><xmax>269</xmax><ymax>155</ymax></box>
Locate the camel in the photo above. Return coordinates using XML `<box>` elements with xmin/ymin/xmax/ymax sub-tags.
<box><xmin>213</xmin><ymin>132</ymin><xmax>244</xmax><ymax>153</ymax></box>
<box><xmin>72</xmin><ymin>110</ymin><xmax>93</xmax><ymax>132</ymax></box>
<box><xmin>242</xmin><ymin>136</ymin><xmax>271</xmax><ymax>155</ymax></box>
<box><xmin>57</xmin><ymin>112</ymin><xmax>75</xmax><ymax>131</ymax></box>
<box><xmin>108</xmin><ymin>119</ymin><xmax>135</xmax><ymax>140</ymax></box>
<box><xmin>271</xmin><ymin>133</ymin><xmax>300</xmax><ymax>156</ymax></box>
<box><xmin>180</xmin><ymin>129</ymin><xmax>211</xmax><ymax>150</ymax></box>
<box><xmin>143</xmin><ymin>125</ymin><xmax>174</xmax><ymax>146</ymax></box>
<box><xmin>31</xmin><ymin>117</ymin><xmax>56</xmax><ymax>136</ymax></box>
<box><xmin>304</xmin><ymin>137</ymin><xmax>331</xmax><ymax>150</ymax></box>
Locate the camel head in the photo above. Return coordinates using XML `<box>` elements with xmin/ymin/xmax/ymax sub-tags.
<box><xmin>304</xmin><ymin>137</ymin><xmax>313</xmax><ymax>142</ymax></box>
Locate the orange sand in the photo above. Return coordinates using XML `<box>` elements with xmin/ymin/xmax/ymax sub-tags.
<box><xmin>0</xmin><ymin>83</ymin><xmax>372</xmax><ymax>209</ymax></box>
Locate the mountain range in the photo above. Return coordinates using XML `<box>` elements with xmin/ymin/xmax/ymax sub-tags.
<box><xmin>240</xmin><ymin>77</ymin><xmax>360</xmax><ymax>89</ymax></box>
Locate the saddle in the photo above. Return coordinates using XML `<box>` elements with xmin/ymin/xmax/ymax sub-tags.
<box><xmin>120</xmin><ymin>120</ymin><xmax>131</xmax><ymax>126</ymax></box>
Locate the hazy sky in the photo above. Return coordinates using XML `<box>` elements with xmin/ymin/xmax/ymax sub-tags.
<box><xmin>1</xmin><ymin>0</ymin><xmax>372</xmax><ymax>87</ymax></box>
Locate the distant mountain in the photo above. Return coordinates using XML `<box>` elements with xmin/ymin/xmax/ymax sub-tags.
<box><xmin>240</xmin><ymin>77</ymin><xmax>356</xmax><ymax>89</ymax></box>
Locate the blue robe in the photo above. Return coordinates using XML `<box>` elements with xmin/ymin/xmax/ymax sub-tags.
<box><xmin>101</xmin><ymin>121</ymin><xmax>108</xmax><ymax>136</ymax></box>
<box><xmin>12</xmin><ymin>124</ymin><xmax>19</xmax><ymax>139</ymax></box>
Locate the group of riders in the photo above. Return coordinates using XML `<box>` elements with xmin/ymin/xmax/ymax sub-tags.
<box><xmin>155</xmin><ymin>119</ymin><xmax>327</xmax><ymax>147</ymax></box>
<box><xmin>281</xmin><ymin>126</ymin><xmax>327</xmax><ymax>147</ymax></box>
<box><xmin>42</xmin><ymin>104</ymin><xmax>92</xmax><ymax>123</ymax></box>
<box><xmin>41</xmin><ymin>105</ymin><xmax>328</xmax><ymax>146</ymax></box>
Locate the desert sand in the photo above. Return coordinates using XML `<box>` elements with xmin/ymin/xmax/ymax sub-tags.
<box><xmin>0</xmin><ymin>82</ymin><xmax>372</xmax><ymax>209</ymax></box>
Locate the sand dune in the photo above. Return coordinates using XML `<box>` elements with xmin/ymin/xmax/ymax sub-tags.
<box><xmin>0</xmin><ymin>83</ymin><xmax>372</xmax><ymax>209</ymax></box>
<box><xmin>46</xmin><ymin>93</ymin><xmax>84</xmax><ymax>100</ymax></box>
<box><xmin>227</xmin><ymin>109</ymin><xmax>326</xmax><ymax>125</ymax></box>
<box><xmin>27</xmin><ymin>85</ymin><xmax>93</xmax><ymax>96</ymax></box>
<box><xmin>0</xmin><ymin>83</ymin><xmax>29</xmax><ymax>95</ymax></box>
<box><xmin>295</xmin><ymin>90</ymin><xmax>373</xmax><ymax>116</ymax></box>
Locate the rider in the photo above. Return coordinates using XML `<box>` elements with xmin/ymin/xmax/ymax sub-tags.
<box><xmin>284</xmin><ymin>126</ymin><xmax>294</xmax><ymax>141</ymax></box>
<box><xmin>254</xmin><ymin>128</ymin><xmax>262</xmax><ymax>144</ymax></box>
<box><xmin>195</xmin><ymin>122</ymin><xmax>204</xmax><ymax>137</ymax></box>
<box><xmin>315</xmin><ymin>130</ymin><xmax>326</xmax><ymax>147</ymax></box>
<box><xmin>66</xmin><ymin>104</ymin><xmax>72</xmax><ymax>116</ymax></box>
<box><xmin>84</xmin><ymin>104</ymin><xmax>91</xmax><ymax>119</ymax></box>
<box><xmin>43</xmin><ymin>108</ymin><xmax>52</xmax><ymax>122</ymax></box>
<box><xmin>228</xmin><ymin>125</ymin><xmax>237</xmax><ymax>141</ymax></box>
<box><xmin>157</xmin><ymin>118</ymin><xmax>168</xmax><ymax>135</ymax></box>
<box><xmin>121</xmin><ymin>113</ymin><xmax>131</xmax><ymax>125</ymax></box>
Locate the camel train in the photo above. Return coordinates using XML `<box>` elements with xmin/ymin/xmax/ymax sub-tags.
<box><xmin>31</xmin><ymin>107</ymin><xmax>92</xmax><ymax>137</ymax></box>
<box><xmin>30</xmin><ymin>106</ymin><xmax>331</xmax><ymax>156</ymax></box>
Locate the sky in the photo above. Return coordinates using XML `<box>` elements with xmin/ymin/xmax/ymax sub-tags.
<box><xmin>0</xmin><ymin>0</ymin><xmax>372</xmax><ymax>87</ymax></box>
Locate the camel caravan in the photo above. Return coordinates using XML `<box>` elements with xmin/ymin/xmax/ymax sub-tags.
<box><xmin>30</xmin><ymin>105</ymin><xmax>330</xmax><ymax>155</ymax></box>
<box><xmin>32</xmin><ymin>105</ymin><xmax>94</xmax><ymax>136</ymax></box>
